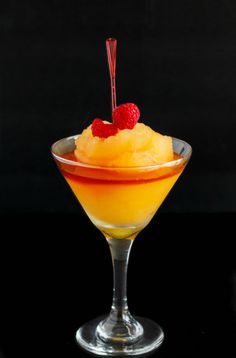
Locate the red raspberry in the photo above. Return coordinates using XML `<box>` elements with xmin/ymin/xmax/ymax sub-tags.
<box><xmin>91</xmin><ymin>118</ymin><xmax>118</xmax><ymax>138</ymax></box>
<box><xmin>112</xmin><ymin>103</ymin><xmax>140</xmax><ymax>130</ymax></box>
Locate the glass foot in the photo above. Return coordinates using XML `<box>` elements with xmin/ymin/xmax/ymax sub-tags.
<box><xmin>75</xmin><ymin>315</ymin><xmax>164</xmax><ymax>356</ymax></box>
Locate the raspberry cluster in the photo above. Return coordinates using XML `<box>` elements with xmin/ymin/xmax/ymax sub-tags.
<box><xmin>91</xmin><ymin>103</ymin><xmax>140</xmax><ymax>138</ymax></box>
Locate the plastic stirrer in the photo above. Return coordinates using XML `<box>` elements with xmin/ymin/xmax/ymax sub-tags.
<box><xmin>106</xmin><ymin>38</ymin><xmax>117</xmax><ymax>113</ymax></box>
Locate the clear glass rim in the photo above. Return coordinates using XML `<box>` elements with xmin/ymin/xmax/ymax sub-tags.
<box><xmin>51</xmin><ymin>134</ymin><xmax>192</xmax><ymax>170</ymax></box>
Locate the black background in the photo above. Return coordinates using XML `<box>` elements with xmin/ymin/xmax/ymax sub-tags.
<box><xmin>1</xmin><ymin>0</ymin><xmax>236</xmax><ymax>214</ymax></box>
<box><xmin>0</xmin><ymin>1</ymin><xmax>236</xmax><ymax>358</ymax></box>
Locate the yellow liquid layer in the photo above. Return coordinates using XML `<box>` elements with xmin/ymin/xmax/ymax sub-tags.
<box><xmin>64</xmin><ymin>170</ymin><xmax>182</xmax><ymax>238</ymax></box>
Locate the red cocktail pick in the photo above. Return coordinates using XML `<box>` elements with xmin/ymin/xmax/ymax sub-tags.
<box><xmin>106</xmin><ymin>38</ymin><xmax>117</xmax><ymax>113</ymax></box>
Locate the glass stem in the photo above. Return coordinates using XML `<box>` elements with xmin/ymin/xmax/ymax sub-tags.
<box><xmin>110</xmin><ymin>238</ymin><xmax>132</xmax><ymax>315</ymax></box>
<box><xmin>96</xmin><ymin>236</ymin><xmax>143</xmax><ymax>344</ymax></box>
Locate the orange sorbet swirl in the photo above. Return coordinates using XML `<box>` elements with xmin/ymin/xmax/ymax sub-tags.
<box><xmin>74</xmin><ymin>123</ymin><xmax>174</xmax><ymax>167</ymax></box>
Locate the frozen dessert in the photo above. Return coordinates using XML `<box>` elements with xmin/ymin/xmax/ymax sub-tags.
<box><xmin>74</xmin><ymin>103</ymin><xmax>174</xmax><ymax>167</ymax></box>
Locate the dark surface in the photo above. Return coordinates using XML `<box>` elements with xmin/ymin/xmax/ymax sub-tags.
<box><xmin>0</xmin><ymin>0</ymin><xmax>236</xmax><ymax>213</ymax></box>
<box><xmin>0</xmin><ymin>214</ymin><xmax>235</xmax><ymax>358</ymax></box>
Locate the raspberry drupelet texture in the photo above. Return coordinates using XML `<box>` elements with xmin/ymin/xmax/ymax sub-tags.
<box><xmin>91</xmin><ymin>118</ymin><xmax>118</xmax><ymax>138</ymax></box>
<box><xmin>112</xmin><ymin>103</ymin><xmax>140</xmax><ymax>130</ymax></box>
<box><xmin>91</xmin><ymin>103</ymin><xmax>140</xmax><ymax>139</ymax></box>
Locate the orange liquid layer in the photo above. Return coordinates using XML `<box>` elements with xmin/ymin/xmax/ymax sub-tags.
<box><xmin>57</xmin><ymin>152</ymin><xmax>184</xmax><ymax>238</ymax></box>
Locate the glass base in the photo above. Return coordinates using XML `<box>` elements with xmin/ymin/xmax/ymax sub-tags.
<box><xmin>75</xmin><ymin>315</ymin><xmax>164</xmax><ymax>356</ymax></box>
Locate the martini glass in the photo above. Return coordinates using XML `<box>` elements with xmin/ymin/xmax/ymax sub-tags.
<box><xmin>51</xmin><ymin>135</ymin><xmax>191</xmax><ymax>356</ymax></box>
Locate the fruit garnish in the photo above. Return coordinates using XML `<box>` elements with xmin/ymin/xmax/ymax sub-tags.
<box><xmin>112</xmin><ymin>103</ymin><xmax>140</xmax><ymax>130</ymax></box>
<box><xmin>91</xmin><ymin>118</ymin><xmax>118</xmax><ymax>138</ymax></box>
